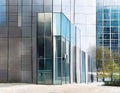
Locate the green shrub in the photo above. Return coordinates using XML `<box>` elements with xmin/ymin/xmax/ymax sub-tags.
<box><xmin>104</xmin><ymin>80</ymin><xmax>120</xmax><ymax>86</ymax></box>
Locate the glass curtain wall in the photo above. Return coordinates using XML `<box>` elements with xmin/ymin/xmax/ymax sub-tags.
<box><xmin>0</xmin><ymin>0</ymin><xmax>33</xmax><ymax>82</ymax></box>
<box><xmin>37</xmin><ymin>13</ymin><xmax>53</xmax><ymax>84</ymax></box>
<box><xmin>88</xmin><ymin>56</ymin><xmax>94</xmax><ymax>82</ymax></box>
<box><xmin>53</xmin><ymin>13</ymin><xmax>61</xmax><ymax>84</ymax></box>
<box><xmin>97</xmin><ymin>0</ymin><xmax>120</xmax><ymax>81</ymax></box>
<box><xmin>53</xmin><ymin>13</ymin><xmax>70</xmax><ymax>84</ymax></box>
<box><xmin>81</xmin><ymin>51</ymin><xmax>86</xmax><ymax>83</ymax></box>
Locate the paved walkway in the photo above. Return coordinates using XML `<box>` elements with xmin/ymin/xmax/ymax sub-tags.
<box><xmin>0</xmin><ymin>82</ymin><xmax>120</xmax><ymax>93</ymax></box>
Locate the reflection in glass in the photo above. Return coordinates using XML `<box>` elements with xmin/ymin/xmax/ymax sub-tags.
<box><xmin>66</xmin><ymin>41</ymin><xmax>70</xmax><ymax>83</ymax></box>
<box><xmin>81</xmin><ymin>51</ymin><xmax>86</xmax><ymax>83</ymax></box>
<box><xmin>61</xmin><ymin>38</ymin><xmax>66</xmax><ymax>84</ymax></box>
<box><xmin>54</xmin><ymin>58</ymin><xmax>61</xmax><ymax>84</ymax></box>
<box><xmin>37</xmin><ymin>13</ymin><xmax>53</xmax><ymax>84</ymax></box>
<box><xmin>53</xmin><ymin>13</ymin><xmax>61</xmax><ymax>35</ymax></box>
<box><xmin>62</xmin><ymin>14</ymin><xmax>70</xmax><ymax>40</ymax></box>
<box><xmin>53</xmin><ymin>37</ymin><xmax>61</xmax><ymax>84</ymax></box>
<box><xmin>0</xmin><ymin>0</ymin><xmax>5</xmax><ymax>5</ymax></box>
<box><xmin>0</xmin><ymin>0</ymin><xmax>6</xmax><ymax>26</ymax></box>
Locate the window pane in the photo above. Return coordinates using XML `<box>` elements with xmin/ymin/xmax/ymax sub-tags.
<box><xmin>111</xmin><ymin>13</ymin><xmax>118</xmax><ymax>19</ymax></box>
<box><xmin>45</xmin><ymin>37</ymin><xmax>52</xmax><ymax>58</ymax></box>
<box><xmin>0</xmin><ymin>0</ymin><xmax>5</xmax><ymax>5</ymax></box>
<box><xmin>53</xmin><ymin>13</ymin><xmax>60</xmax><ymax>35</ymax></box>
<box><xmin>33</xmin><ymin>5</ymin><xmax>43</xmax><ymax>13</ymax></box>
<box><xmin>45</xmin><ymin>59</ymin><xmax>52</xmax><ymax>70</ymax></box>
<box><xmin>54</xmin><ymin>58</ymin><xmax>61</xmax><ymax>84</ymax></box>
<box><xmin>44</xmin><ymin>5</ymin><xmax>52</xmax><ymax>12</ymax></box>
<box><xmin>111</xmin><ymin>20</ymin><xmax>118</xmax><ymax>26</ymax></box>
<box><xmin>22</xmin><ymin>27</ymin><xmax>31</xmax><ymax>37</ymax></box>
<box><xmin>0</xmin><ymin>15</ymin><xmax>6</xmax><ymax>26</ymax></box>
<box><xmin>111</xmin><ymin>27</ymin><xmax>118</xmax><ymax>33</ymax></box>
<box><xmin>38</xmin><ymin>13</ymin><xmax>44</xmax><ymax>36</ymax></box>
<box><xmin>38</xmin><ymin>59</ymin><xmax>44</xmax><ymax>70</ymax></box>
<box><xmin>22</xmin><ymin>38</ymin><xmax>31</xmax><ymax>56</ymax></box>
<box><xmin>104</xmin><ymin>27</ymin><xmax>110</xmax><ymax>33</ymax></box>
<box><xmin>37</xmin><ymin>38</ymin><xmax>44</xmax><ymax>58</ymax></box>
<box><xmin>9</xmin><ymin>6</ymin><xmax>17</xmax><ymax>13</ymax></box>
<box><xmin>104</xmin><ymin>13</ymin><xmax>110</xmax><ymax>19</ymax></box>
<box><xmin>33</xmin><ymin>0</ymin><xmax>43</xmax><ymax>5</ymax></box>
<box><xmin>44</xmin><ymin>0</ymin><xmax>52</xmax><ymax>5</ymax></box>
<box><xmin>22</xmin><ymin>0</ymin><xmax>31</xmax><ymax>5</ymax></box>
<box><xmin>104</xmin><ymin>21</ymin><xmax>110</xmax><ymax>26</ymax></box>
<box><xmin>0</xmin><ymin>6</ymin><xmax>6</xmax><ymax>13</ymax></box>
<box><xmin>22</xmin><ymin>6</ymin><xmax>31</xmax><ymax>13</ymax></box>
<box><xmin>62</xmin><ymin>13</ymin><xmax>70</xmax><ymax>40</ymax></box>
<box><xmin>54</xmin><ymin>37</ymin><xmax>61</xmax><ymax>58</ymax></box>
<box><xmin>9</xmin><ymin>0</ymin><xmax>17</xmax><ymax>5</ymax></box>
<box><xmin>0</xmin><ymin>0</ymin><xmax>6</xmax><ymax>26</ymax></box>
<box><xmin>44</xmin><ymin>13</ymin><xmax>52</xmax><ymax>36</ymax></box>
<box><xmin>44</xmin><ymin>13</ymin><xmax>52</xmax><ymax>58</ymax></box>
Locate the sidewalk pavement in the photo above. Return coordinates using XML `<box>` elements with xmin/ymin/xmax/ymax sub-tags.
<box><xmin>0</xmin><ymin>82</ymin><xmax>120</xmax><ymax>93</ymax></box>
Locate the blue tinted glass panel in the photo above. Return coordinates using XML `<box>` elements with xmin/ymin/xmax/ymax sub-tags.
<box><xmin>97</xmin><ymin>20</ymin><xmax>102</xmax><ymax>26</ymax></box>
<box><xmin>62</xmin><ymin>14</ymin><xmax>70</xmax><ymax>40</ymax></box>
<box><xmin>104</xmin><ymin>21</ymin><xmax>110</xmax><ymax>26</ymax></box>
<box><xmin>111</xmin><ymin>34</ymin><xmax>118</xmax><ymax>39</ymax></box>
<box><xmin>97</xmin><ymin>34</ymin><xmax>102</xmax><ymax>39</ymax></box>
<box><xmin>66</xmin><ymin>20</ymin><xmax>70</xmax><ymax>40</ymax></box>
<box><xmin>104</xmin><ymin>9</ymin><xmax>110</xmax><ymax>14</ymax></box>
<box><xmin>0</xmin><ymin>0</ymin><xmax>6</xmax><ymax>26</ymax></box>
<box><xmin>54</xmin><ymin>58</ymin><xmax>61</xmax><ymax>84</ymax></box>
<box><xmin>111</xmin><ymin>40</ymin><xmax>118</xmax><ymax>46</ymax></box>
<box><xmin>111</xmin><ymin>8</ymin><xmax>118</xmax><ymax>13</ymax></box>
<box><xmin>104</xmin><ymin>13</ymin><xmax>110</xmax><ymax>19</ymax></box>
<box><xmin>111</xmin><ymin>27</ymin><xmax>118</xmax><ymax>33</ymax></box>
<box><xmin>104</xmin><ymin>34</ymin><xmax>110</xmax><ymax>39</ymax></box>
<box><xmin>62</xmin><ymin>14</ymin><xmax>66</xmax><ymax>37</ymax></box>
<box><xmin>97</xmin><ymin>26</ymin><xmax>102</xmax><ymax>33</ymax></box>
<box><xmin>104</xmin><ymin>27</ymin><xmax>110</xmax><ymax>33</ymax></box>
<box><xmin>0</xmin><ymin>6</ymin><xmax>6</xmax><ymax>13</ymax></box>
<box><xmin>111</xmin><ymin>13</ymin><xmax>118</xmax><ymax>19</ymax></box>
<box><xmin>0</xmin><ymin>15</ymin><xmax>6</xmax><ymax>26</ymax></box>
<box><xmin>97</xmin><ymin>13</ymin><xmax>102</xmax><ymax>19</ymax></box>
<box><xmin>0</xmin><ymin>0</ymin><xmax>5</xmax><ymax>5</ymax></box>
<box><xmin>53</xmin><ymin>13</ymin><xmax>60</xmax><ymax>35</ymax></box>
<box><xmin>111</xmin><ymin>21</ymin><xmax>118</xmax><ymax>26</ymax></box>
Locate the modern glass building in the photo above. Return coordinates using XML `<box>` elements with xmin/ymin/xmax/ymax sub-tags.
<box><xmin>37</xmin><ymin>12</ymin><xmax>81</xmax><ymax>84</ymax></box>
<box><xmin>0</xmin><ymin>0</ymin><xmax>96</xmax><ymax>84</ymax></box>
<box><xmin>97</xmin><ymin>0</ymin><xmax>120</xmax><ymax>81</ymax></box>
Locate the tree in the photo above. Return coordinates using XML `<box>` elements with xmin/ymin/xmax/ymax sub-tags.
<box><xmin>96</xmin><ymin>46</ymin><xmax>120</xmax><ymax>81</ymax></box>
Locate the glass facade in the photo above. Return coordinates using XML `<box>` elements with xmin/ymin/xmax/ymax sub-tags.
<box><xmin>37</xmin><ymin>12</ymin><xmax>81</xmax><ymax>84</ymax></box>
<box><xmin>53</xmin><ymin>13</ymin><xmax>81</xmax><ymax>84</ymax></box>
<box><xmin>0</xmin><ymin>0</ymin><xmax>33</xmax><ymax>82</ymax></box>
<box><xmin>81</xmin><ymin>51</ymin><xmax>86</xmax><ymax>83</ymax></box>
<box><xmin>37</xmin><ymin>13</ymin><xmax>53</xmax><ymax>84</ymax></box>
<box><xmin>97</xmin><ymin>0</ymin><xmax>120</xmax><ymax>81</ymax></box>
<box><xmin>0</xmin><ymin>0</ymin><xmax>96</xmax><ymax>84</ymax></box>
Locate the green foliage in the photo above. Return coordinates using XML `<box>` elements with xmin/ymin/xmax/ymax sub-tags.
<box><xmin>104</xmin><ymin>80</ymin><xmax>120</xmax><ymax>86</ymax></box>
<box><xmin>96</xmin><ymin>46</ymin><xmax>120</xmax><ymax>82</ymax></box>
